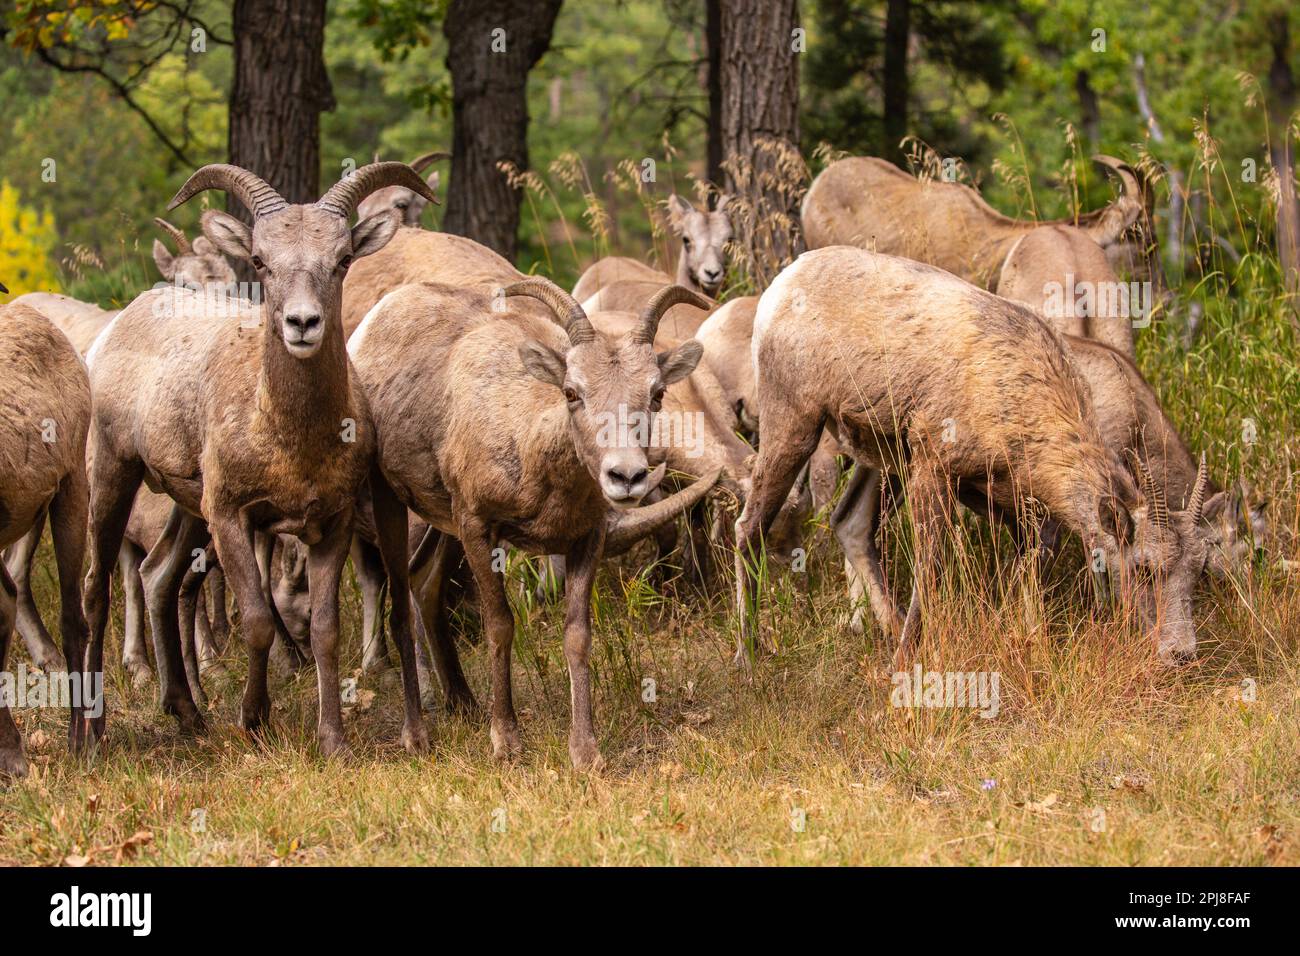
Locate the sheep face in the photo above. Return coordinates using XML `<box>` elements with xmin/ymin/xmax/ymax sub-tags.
<box><xmin>1202</xmin><ymin>485</ymin><xmax>1268</xmax><ymax>580</ymax></box>
<box><xmin>153</xmin><ymin>236</ymin><xmax>238</xmax><ymax>291</ymax></box>
<box><xmin>199</xmin><ymin>204</ymin><xmax>400</xmax><ymax>358</ymax></box>
<box><xmin>519</xmin><ymin>334</ymin><xmax>703</xmax><ymax>508</ymax></box>
<box><xmin>667</xmin><ymin>194</ymin><xmax>732</xmax><ymax>296</ymax></box>
<box><xmin>356</xmin><ymin>174</ymin><xmax>438</xmax><ymax>228</ymax></box>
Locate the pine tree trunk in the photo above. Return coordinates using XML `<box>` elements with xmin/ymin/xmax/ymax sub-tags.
<box><xmin>1267</xmin><ymin>14</ymin><xmax>1300</xmax><ymax>307</ymax></box>
<box><xmin>706</xmin><ymin>0</ymin><xmax>724</xmax><ymax>198</ymax></box>
<box><xmin>883</xmin><ymin>0</ymin><xmax>910</xmax><ymax>158</ymax></box>
<box><xmin>442</xmin><ymin>0</ymin><xmax>563</xmax><ymax>261</ymax></box>
<box><xmin>228</xmin><ymin>0</ymin><xmax>333</xmax><ymax>213</ymax></box>
<box><xmin>719</xmin><ymin>0</ymin><xmax>804</xmax><ymax>286</ymax></box>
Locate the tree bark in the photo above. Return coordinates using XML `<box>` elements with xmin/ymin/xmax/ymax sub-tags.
<box><xmin>706</xmin><ymin>0</ymin><xmax>724</xmax><ymax>199</ymax></box>
<box><xmin>1075</xmin><ymin>69</ymin><xmax>1100</xmax><ymax>146</ymax></box>
<box><xmin>883</xmin><ymin>0</ymin><xmax>910</xmax><ymax>158</ymax></box>
<box><xmin>228</xmin><ymin>0</ymin><xmax>333</xmax><ymax>215</ymax></box>
<box><xmin>719</xmin><ymin>0</ymin><xmax>804</xmax><ymax>286</ymax></box>
<box><xmin>1267</xmin><ymin>13</ymin><xmax>1300</xmax><ymax>305</ymax></box>
<box><xmin>442</xmin><ymin>0</ymin><xmax>563</xmax><ymax>261</ymax></box>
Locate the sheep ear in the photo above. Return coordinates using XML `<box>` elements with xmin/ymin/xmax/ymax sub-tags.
<box><xmin>426</xmin><ymin>170</ymin><xmax>440</xmax><ymax>194</ymax></box>
<box><xmin>658</xmin><ymin>339</ymin><xmax>703</xmax><ymax>385</ymax></box>
<box><xmin>714</xmin><ymin>193</ymin><xmax>733</xmax><ymax>214</ymax></box>
<box><xmin>1098</xmin><ymin>493</ymin><xmax>1132</xmax><ymax>546</ymax></box>
<box><xmin>518</xmin><ymin>340</ymin><xmax>567</xmax><ymax>388</ymax></box>
<box><xmin>1200</xmin><ymin>490</ymin><xmax>1228</xmax><ymax>523</ymax></box>
<box><xmin>666</xmin><ymin>194</ymin><xmax>693</xmax><ymax>231</ymax></box>
<box><xmin>152</xmin><ymin>239</ymin><xmax>175</xmax><ymax>280</ymax></box>
<box><xmin>351</xmin><ymin>209</ymin><xmax>401</xmax><ymax>260</ymax></box>
<box><xmin>200</xmin><ymin>210</ymin><xmax>253</xmax><ymax>261</ymax></box>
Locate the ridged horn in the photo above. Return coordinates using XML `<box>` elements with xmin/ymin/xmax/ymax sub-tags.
<box><xmin>152</xmin><ymin>218</ymin><xmax>192</xmax><ymax>255</ymax></box>
<box><xmin>501</xmin><ymin>277</ymin><xmax>596</xmax><ymax>345</ymax></box>
<box><xmin>1091</xmin><ymin>154</ymin><xmax>1142</xmax><ymax>202</ymax></box>
<box><xmin>634</xmin><ymin>284</ymin><xmax>713</xmax><ymax>344</ymax></box>
<box><xmin>316</xmin><ymin>162</ymin><xmax>440</xmax><ymax>220</ymax></box>
<box><xmin>168</xmin><ymin>164</ymin><xmax>288</xmax><ymax>220</ymax></box>
<box><xmin>605</xmin><ymin>467</ymin><xmax>723</xmax><ymax>552</ymax></box>
<box><xmin>410</xmin><ymin>151</ymin><xmax>451</xmax><ymax>173</ymax></box>
<box><xmin>1187</xmin><ymin>452</ymin><xmax>1209</xmax><ymax>523</ymax></box>
<box><xmin>1132</xmin><ymin>454</ymin><xmax>1169</xmax><ymax>530</ymax></box>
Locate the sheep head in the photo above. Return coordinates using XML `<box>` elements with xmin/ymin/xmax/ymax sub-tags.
<box><xmin>356</xmin><ymin>151</ymin><xmax>448</xmax><ymax>226</ymax></box>
<box><xmin>169</xmin><ymin>162</ymin><xmax>438</xmax><ymax>358</ymax></box>
<box><xmin>152</xmin><ymin>218</ymin><xmax>238</xmax><ymax>291</ymax></box>
<box><xmin>667</xmin><ymin>194</ymin><xmax>732</xmax><ymax>296</ymax></box>
<box><xmin>504</xmin><ymin>279</ymin><xmax>707</xmax><ymax>508</ymax></box>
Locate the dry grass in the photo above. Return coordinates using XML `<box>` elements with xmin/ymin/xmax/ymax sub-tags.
<box><xmin>2</xmin><ymin>512</ymin><xmax>1297</xmax><ymax>866</ymax></box>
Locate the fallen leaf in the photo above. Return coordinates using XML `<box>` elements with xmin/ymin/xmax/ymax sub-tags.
<box><xmin>1019</xmin><ymin>793</ymin><xmax>1058</xmax><ymax>814</ymax></box>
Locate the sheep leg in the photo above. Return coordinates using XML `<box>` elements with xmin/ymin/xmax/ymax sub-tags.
<box><xmin>49</xmin><ymin>470</ymin><xmax>92</xmax><ymax>749</ymax></box>
<box><xmin>259</xmin><ymin>532</ymin><xmax>308</xmax><ymax>673</ymax></box>
<box><xmin>117</xmin><ymin>540</ymin><xmax>153</xmax><ymax>687</ymax></box>
<box><xmin>369</xmin><ymin>466</ymin><xmax>428</xmax><ymax>754</ymax></box>
<box><xmin>734</xmin><ymin>414</ymin><xmax>825</xmax><ymax>664</ymax></box>
<box><xmin>564</xmin><ymin>529</ymin><xmax>604</xmax><ymax>771</ymax></box>
<box><xmin>832</xmin><ymin>463</ymin><xmax>903</xmax><ymax>639</ymax></box>
<box><xmin>139</xmin><ymin>504</ymin><xmax>207</xmax><ymax>734</ymax></box>
<box><xmin>459</xmin><ymin>514</ymin><xmax>521</xmax><ymax>761</ymax></box>
<box><xmin>178</xmin><ymin>557</ymin><xmax>210</xmax><ymax>710</ymax></box>
<box><xmin>206</xmin><ymin>564</ymin><xmax>230</xmax><ymax>652</ymax></box>
<box><xmin>894</xmin><ymin>460</ymin><xmax>952</xmax><ymax>670</ymax></box>
<box><xmin>6</xmin><ymin>513</ymin><xmax>64</xmax><ymax>671</ymax></box>
<box><xmin>350</xmin><ymin>535</ymin><xmax>392</xmax><ymax>672</ymax></box>
<box><xmin>305</xmin><ymin>511</ymin><xmax>354</xmax><ymax>757</ymax></box>
<box><xmin>0</xmin><ymin>564</ymin><xmax>26</xmax><ymax>778</ymax></box>
<box><xmin>210</xmin><ymin>512</ymin><xmax>277</xmax><ymax>732</ymax></box>
<box><xmin>410</xmin><ymin>527</ymin><xmax>478</xmax><ymax>716</ymax></box>
<box><xmin>81</xmin><ymin>451</ymin><xmax>144</xmax><ymax>752</ymax></box>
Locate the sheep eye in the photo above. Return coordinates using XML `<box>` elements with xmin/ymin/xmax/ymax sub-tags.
<box><xmin>563</xmin><ymin>387</ymin><xmax>581</xmax><ymax>405</ymax></box>
<box><xmin>396</xmin><ymin>201</ymin><xmax>409</xmax><ymax>210</ymax></box>
<box><xmin>651</xmin><ymin>386</ymin><xmax>666</xmax><ymax>409</ymax></box>
<box><xmin>338</xmin><ymin>255</ymin><xmax>354</xmax><ymax>271</ymax></box>
<box><xmin>682</xmin><ymin>237</ymin><xmax>692</xmax><ymax>249</ymax></box>
<box><xmin>250</xmin><ymin>255</ymin><xmax>266</xmax><ymax>271</ymax></box>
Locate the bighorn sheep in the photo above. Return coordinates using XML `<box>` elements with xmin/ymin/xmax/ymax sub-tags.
<box><xmin>736</xmin><ymin>248</ymin><xmax>1209</xmax><ymax>666</ymax></box>
<box><xmin>82</xmin><ymin>163</ymin><xmax>435</xmax><ymax>755</ymax></box>
<box><xmin>801</xmin><ymin>155</ymin><xmax>1147</xmax><ymax>290</ymax></box>
<box><xmin>572</xmin><ymin>194</ymin><xmax>733</xmax><ymax>301</ymax></box>
<box><xmin>832</xmin><ymin>333</ymin><xmax>1265</xmax><ymax>638</ymax></box>
<box><xmin>997</xmin><ymin>224</ymin><xmax>1138</xmax><ymax>359</ymax></box>
<box><xmin>348</xmin><ymin>278</ymin><xmax>720</xmax><ymax>769</ymax></box>
<box><xmin>356</xmin><ymin>151</ymin><xmax>448</xmax><ymax>227</ymax></box>
<box><xmin>580</xmin><ymin>281</ymin><xmax>713</xmax><ymax>340</ymax></box>
<box><xmin>151</xmin><ymin>217</ymin><xmax>239</xmax><ymax>291</ymax></box>
<box><xmin>0</xmin><ymin>301</ymin><xmax>92</xmax><ymax>777</ymax></box>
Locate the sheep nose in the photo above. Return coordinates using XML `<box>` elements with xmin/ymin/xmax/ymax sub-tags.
<box><xmin>606</xmin><ymin>465</ymin><xmax>648</xmax><ymax>489</ymax></box>
<box><xmin>285</xmin><ymin>311</ymin><xmax>321</xmax><ymax>336</ymax></box>
<box><xmin>701</xmin><ymin>267</ymin><xmax>722</xmax><ymax>283</ymax></box>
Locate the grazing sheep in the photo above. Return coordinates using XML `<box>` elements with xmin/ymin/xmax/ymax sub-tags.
<box><xmin>82</xmin><ymin>163</ymin><xmax>436</xmax><ymax>755</ymax></box>
<box><xmin>348</xmin><ymin>278</ymin><xmax>720</xmax><ymax>769</ymax></box>
<box><xmin>572</xmin><ymin>194</ymin><xmax>733</xmax><ymax>301</ymax></box>
<box><xmin>356</xmin><ymin>151</ymin><xmax>448</xmax><ymax>227</ymax></box>
<box><xmin>0</xmin><ymin>301</ymin><xmax>92</xmax><ymax>776</ymax></box>
<box><xmin>998</xmin><ymin>224</ymin><xmax>1138</xmax><ymax>359</ymax></box>
<box><xmin>801</xmin><ymin>155</ymin><xmax>1146</xmax><ymax>290</ymax></box>
<box><xmin>736</xmin><ymin>247</ymin><xmax>1210</xmax><ymax>667</ymax></box>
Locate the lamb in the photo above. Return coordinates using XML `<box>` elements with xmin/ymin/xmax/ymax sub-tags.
<box><xmin>356</xmin><ymin>151</ymin><xmax>448</xmax><ymax>227</ymax></box>
<box><xmin>997</xmin><ymin>224</ymin><xmax>1138</xmax><ymax>359</ymax></box>
<box><xmin>0</xmin><ymin>300</ymin><xmax>92</xmax><ymax>776</ymax></box>
<box><xmin>735</xmin><ymin>247</ymin><xmax>1210</xmax><ymax>667</ymax></box>
<box><xmin>571</xmin><ymin>194</ymin><xmax>733</xmax><ymax>301</ymax></box>
<box><xmin>81</xmin><ymin>162</ymin><xmax>435</xmax><ymax>755</ymax></box>
<box><xmin>347</xmin><ymin>277</ymin><xmax>720</xmax><ymax>769</ymax></box>
<box><xmin>801</xmin><ymin>155</ymin><xmax>1147</xmax><ymax>290</ymax></box>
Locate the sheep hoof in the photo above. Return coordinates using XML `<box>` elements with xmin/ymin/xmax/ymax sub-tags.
<box><xmin>400</xmin><ymin>721</ymin><xmax>430</xmax><ymax>754</ymax></box>
<box><xmin>0</xmin><ymin>746</ymin><xmax>29</xmax><ymax>780</ymax></box>
<box><xmin>125</xmin><ymin>659</ymin><xmax>153</xmax><ymax>689</ymax></box>
<box><xmin>490</xmin><ymin>722</ymin><xmax>523</xmax><ymax>762</ymax></box>
<box><xmin>569</xmin><ymin>739</ymin><xmax>604</xmax><ymax>773</ymax></box>
<box><xmin>318</xmin><ymin>729</ymin><xmax>350</xmax><ymax>759</ymax></box>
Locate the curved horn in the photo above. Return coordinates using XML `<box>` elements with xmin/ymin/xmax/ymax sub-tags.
<box><xmin>635</xmin><ymin>284</ymin><xmax>713</xmax><ymax>345</ymax></box>
<box><xmin>501</xmin><ymin>277</ymin><xmax>596</xmax><ymax>345</ymax></box>
<box><xmin>316</xmin><ymin>162</ymin><xmax>440</xmax><ymax>220</ymax></box>
<box><xmin>410</xmin><ymin>150</ymin><xmax>451</xmax><ymax>173</ymax></box>
<box><xmin>605</xmin><ymin>467</ymin><xmax>723</xmax><ymax>552</ymax></box>
<box><xmin>1091</xmin><ymin>154</ymin><xmax>1142</xmax><ymax>202</ymax></box>
<box><xmin>152</xmin><ymin>217</ymin><xmax>192</xmax><ymax>255</ymax></box>
<box><xmin>168</xmin><ymin>164</ymin><xmax>288</xmax><ymax>220</ymax></box>
<box><xmin>1187</xmin><ymin>452</ymin><xmax>1210</xmax><ymax>523</ymax></box>
<box><xmin>1084</xmin><ymin>155</ymin><xmax>1143</xmax><ymax>246</ymax></box>
<box><xmin>1132</xmin><ymin>454</ymin><xmax>1169</xmax><ymax>530</ymax></box>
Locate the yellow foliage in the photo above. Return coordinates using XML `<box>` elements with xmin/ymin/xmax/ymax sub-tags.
<box><xmin>0</xmin><ymin>180</ymin><xmax>60</xmax><ymax>301</ymax></box>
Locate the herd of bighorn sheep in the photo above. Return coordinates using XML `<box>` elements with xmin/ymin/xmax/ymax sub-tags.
<box><xmin>0</xmin><ymin>148</ymin><xmax>1272</xmax><ymax>777</ymax></box>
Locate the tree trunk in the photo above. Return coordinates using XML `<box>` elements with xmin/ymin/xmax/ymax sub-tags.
<box><xmin>1267</xmin><ymin>13</ymin><xmax>1300</xmax><ymax>306</ymax></box>
<box><xmin>1075</xmin><ymin>69</ymin><xmax>1100</xmax><ymax>146</ymax></box>
<box><xmin>706</xmin><ymin>0</ymin><xmax>724</xmax><ymax>199</ymax></box>
<box><xmin>442</xmin><ymin>0</ymin><xmax>563</xmax><ymax>261</ymax></box>
<box><xmin>719</xmin><ymin>0</ymin><xmax>804</xmax><ymax>287</ymax></box>
<box><xmin>883</xmin><ymin>0</ymin><xmax>910</xmax><ymax>158</ymax></box>
<box><xmin>228</xmin><ymin>0</ymin><xmax>333</xmax><ymax>214</ymax></box>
